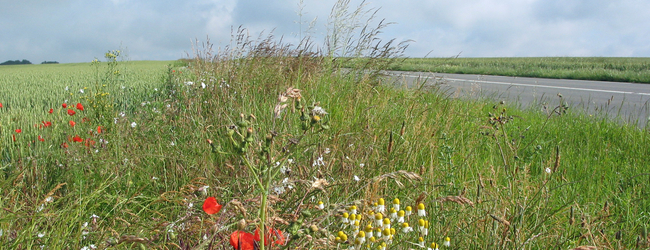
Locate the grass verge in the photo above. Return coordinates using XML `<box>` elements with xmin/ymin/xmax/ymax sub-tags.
<box><xmin>386</xmin><ymin>57</ymin><xmax>650</xmax><ymax>83</ymax></box>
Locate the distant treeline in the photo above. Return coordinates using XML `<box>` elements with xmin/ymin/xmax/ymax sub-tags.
<box><xmin>0</xmin><ymin>60</ymin><xmax>59</xmax><ymax>65</ymax></box>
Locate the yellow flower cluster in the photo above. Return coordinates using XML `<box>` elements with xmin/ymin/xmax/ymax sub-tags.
<box><xmin>327</xmin><ymin>198</ymin><xmax>450</xmax><ymax>249</ymax></box>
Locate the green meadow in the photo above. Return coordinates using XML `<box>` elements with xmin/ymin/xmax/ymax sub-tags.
<box><xmin>1</xmin><ymin>43</ymin><xmax>649</xmax><ymax>250</ymax></box>
<box><xmin>389</xmin><ymin>57</ymin><xmax>650</xmax><ymax>83</ymax></box>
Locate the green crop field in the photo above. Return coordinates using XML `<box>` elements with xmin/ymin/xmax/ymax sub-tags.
<box><xmin>388</xmin><ymin>57</ymin><xmax>650</xmax><ymax>83</ymax></box>
<box><xmin>1</xmin><ymin>48</ymin><xmax>649</xmax><ymax>249</ymax></box>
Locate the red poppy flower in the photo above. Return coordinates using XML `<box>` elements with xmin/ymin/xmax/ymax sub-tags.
<box><xmin>48</xmin><ymin>108</ymin><xmax>53</xmax><ymax>114</ymax></box>
<box><xmin>42</xmin><ymin>121</ymin><xmax>52</xmax><ymax>127</ymax></box>
<box><xmin>202</xmin><ymin>197</ymin><xmax>222</xmax><ymax>215</ymax></box>
<box><xmin>72</xmin><ymin>135</ymin><xmax>83</xmax><ymax>142</ymax></box>
<box><xmin>230</xmin><ymin>231</ymin><xmax>256</xmax><ymax>250</ymax></box>
<box><xmin>84</xmin><ymin>139</ymin><xmax>96</xmax><ymax>147</ymax></box>
<box><xmin>0</xmin><ymin>103</ymin><xmax>3</xmax><ymax>108</ymax></box>
<box><xmin>38</xmin><ymin>135</ymin><xmax>45</xmax><ymax>142</ymax></box>
<box><xmin>254</xmin><ymin>228</ymin><xmax>287</xmax><ymax>246</ymax></box>
<box><xmin>62</xmin><ymin>103</ymin><xmax>67</xmax><ymax>108</ymax></box>
<box><xmin>97</xmin><ymin>126</ymin><xmax>103</xmax><ymax>134</ymax></box>
<box><xmin>76</xmin><ymin>103</ymin><xmax>84</xmax><ymax>111</ymax></box>
<box><xmin>15</xmin><ymin>129</ymin><xmax>21</xmax><ymax>133</ymax></box>
<box><xmin>67</xmin><ymin>109</ymin><xmax>76</xmax><ymax>116</ymax></box>
<box><xmin>12</xmin><ymin>134</ymin><xmax>16</xmax><ymax>142</ymax></box>
<box><xmin>61</xmin><ymin>142</ymin><xmax>69</xmax><ymax>148</ymax></box>
<box><xmin>69</xmin><ymin>120</ymin><xmax>76</xmax><ymax>127</ymax></box>
<box><xmin>82</xmin><ymin>117</ymin><xmax>90</xmax><ymax>123</ymax></box>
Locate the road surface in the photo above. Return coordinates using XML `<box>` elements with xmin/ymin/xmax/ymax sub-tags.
<box><xmin>384</xmin><ymin>71</ymin><xmax>650</xmax><ymax>127</ymax></box>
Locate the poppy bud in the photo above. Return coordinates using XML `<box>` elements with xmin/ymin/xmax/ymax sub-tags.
<box><xmin>245</xmin><ymin>127</ymin><xmax>254</xmax><ymax>143</ymax></box>
<box><xmin>237</xmin><ymin>219</ymin><xmax>247</xmax><ymax>230</ymax></box>
<box><xmin>296</xmin><ymin>97</ymin><xmax>303</xmax><ymax>109</ymax></box>
<box><xmin>265</xmin><ymin>133</ymin><xmax>273</xmax><ymax>147</ymax></box>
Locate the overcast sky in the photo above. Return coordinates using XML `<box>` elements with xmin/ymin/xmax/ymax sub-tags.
<box><xmin>2</xmin><ymin>0</ymin><xmax>649</xmax><ymax>63</ymax></box>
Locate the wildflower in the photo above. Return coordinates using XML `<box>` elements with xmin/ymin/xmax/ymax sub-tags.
<box><xmin>418</xmin><ymin>219</ymin><xmax>426</xmax><ymax>232</ymax></box>
<box><xmin>82</xmin><ymin>117</ymin><xmax>90</xmax><ymax>122</ymax></box>
<box><xmin>311</xmin><ymin>105</ymin><xmax>328</xmax><ymax>115</ymax></box>
<box><xmin>62</xmin><ymin>103</ymin><xmax>67</xmax><ymax>108</ymax></box>
<box><xmin>364</xmin><ymin>224</ymin><xmax>373</xmax><ymax>238</ymax></box>
<box><xmin>67</xmin><ymin>109</ymin><xmax>76</xmax><ymax>116</ymax></box>
<box><xmin>73</xmin><ymin>135</ymin><xmax>83</xmax><ymax>142</ymax></box>
<box><xmin>405</xmin><ymin>206</ymin><xmax>412</xmax><ymax>216</ymax></box>
<box><xmin>15</xmin><ymin>129</ymin><xmax>21</xmax><ymax>133</ymax></box>
<box><xmin>317</xmin><ymin>201</ymin><xmax>324</xmax><ymax>210</ymax></box>
<box><xmin>348</xmin><ymin>214</ymin><xmax>357</xmax><ymax>226</ymax></box>
<box><xmin>401</xmin><ymin>222</ymin><xmax>413</xmax><ymax>233</ymax></box>
<box><xmin>393</xmin><ymin>198</ymin><xmax>400</xmax><ymax>211</ymax></box>
<box><xmin>382</xmin><ymin>218</ymin><xmax>391</xmax><ymax>230</ymax></box>
<box><xmin>377</xmin><ymin>198</ymin><xmax>385</xmax><ymax>213</ymax></box>
<box><xmin>336</xmin><ymin>231</ymin><xmax>348</xmax><ymax>243</ymax></box>
<box><xmin>84</xmin><ymin>139</ymin><xmax>96</xmax><ymax>148</ymax></box>
<box><xmin>131</xmin><ymin>122</ymin><xmax>137</xmax><ymax>128</ymax></box>
<box><xmin>353</xmin><ymin>175</ymin><xmax>360</xmax><ymax>182</ymax></box>
<box><xmin>417</xmin><ymin>203</ymin><xmax>426</xmax><ymax>217</ymax></box>
<box><xmin>69</xmin><ymin>121</ymin><xmax>76</xmax><ymax>127</ymax></box>
<box><xmin>429</xmin><ymin>242</ymin><xmax>439</xmax><ymax>250</ymax></box>
<box><xmin>356</xmin><ymin>231</ymin><xmax>366</xmax><ymax>245</ymax></box>
<box><xmin>381</xmin><ymin>228</ymin><xmax>391</xmax><ymax>242</ymax></box>
<box><xmin>43</xmin><ymin>121</ymin><xmax>52</xmax><ymax>127</ymax></box>
<box><xmin>418</xmin><ymin>237</ymin><xmax>425</xmax><ymax>248</ymax></box>
<box><xmin>397</xmin><ymin>210</ymin><xmax>405</xmax><ymax>223</ymax></box>
<box><xmin>349</xmin><ymin>205</ymin><xmax>357</xmax><ymax>214</ymax></box>
<box><xmin>389</xmin><ymin>208</ymin><xmax>398</xmax><ymax>220</ymax></box>
<box><xmin>342</xmin><ymin>212</ymin><xmax>350</xmax><ymax>225</ymax></box>
<box><xmin>254</xmin><ymin>228</ymin><xmax>287</xmax><ymax>246</ymax></box>
<box><xmin>76</xmin><ymin>103</ymin><xmax>84</xmax><ymax>111</ymax></box>
<box><xmin>202</xmin><ymin>197</ymin><xmax>222</xmax><ymax>215</ymax></box>
<box><xmin>443</xmin><ymin>237</ymin><xmax>450</xmax><ymax>247</ymax></box>
<box><xmin>0</xmin><ymin>103</ymin><xmax>2</xmax><ymax>108</ymax></box>
<box><xmin>48</xmin><ymin>108</ymin><xmax>53</xmax><ymax>114</ymax></box>
<box><xmin>545</xmin><ymin>167</ymin><xmax>552</xmax><ymax>174</ymax></box>
<box><xmin>61</xmin><ymin>142</ymin><xmax>69</xmax><ymax>148</ymax></box>
<box><xmin>79</xmin><ymin>89</ymin><xmax>84</xmax><ymax>94</ymax></box>
<box><xmin>38</xmin><ymin>232</ymin><xmax>45</xmax><ymax>238</ymax></box>
<box><xmin>374</xmin><ymin>213</ymin><xmax>383</xmax><ymax>227</ymax></box>
<box><xmin>38</xmin><ymin>135</ymin><xmax>45</xmax><ymax>142</ymax></box>
<box><xmin>422</xmin><ymin>220</ymin><xmax>429</xmax><ymax>236</ymax></box>
<box><xmin>97</xmin><ymin>126</ymin><xmax>103</xmax><ymax>134</ymax></box>
<box><xmin>312</xmin><ymin>155</ymin><xmax>325</xmax><ymax>167</ymax></box>
<box><xmin>230</xmin><ymin>231</ymin><xmax>256</xmax><ymax>250</ymax></box>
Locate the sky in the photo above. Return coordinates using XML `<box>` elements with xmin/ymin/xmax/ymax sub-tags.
<box><xmin>2</xmin><ymin>0</ymin><xmax>649</xmax><ymax>63</ymax></box>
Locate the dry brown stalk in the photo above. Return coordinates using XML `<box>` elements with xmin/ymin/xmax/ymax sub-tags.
<box><xmin>437</xmin><ymin>195</ymin><xmax>474</xmax><ymax>207</ymax></box>
<box><xmin>489</xmin><ymin>214</ymin><xmax>511</xmax><ymax>226</ymax></box>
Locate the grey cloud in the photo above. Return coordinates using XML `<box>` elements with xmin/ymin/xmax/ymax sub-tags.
<box><xmin>1</xmin><ymin>0</ymin><xmax>649</xmax><ymax>63</ymax></box>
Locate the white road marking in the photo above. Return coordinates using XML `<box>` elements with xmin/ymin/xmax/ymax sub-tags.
<box><xmin>397</xmin><ymin>74</ymin><xmax>650</xmax><ymax>96</ymax></box>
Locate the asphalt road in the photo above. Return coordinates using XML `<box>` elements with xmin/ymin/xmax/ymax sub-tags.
<box><xmin>384</xmin><ymin>71</ymin><xmax>650</xmax><ymax>127</ymax></box>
